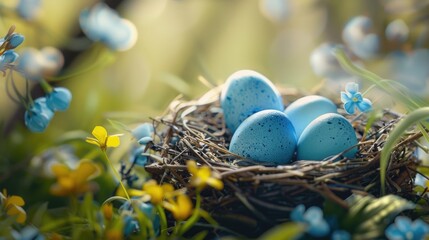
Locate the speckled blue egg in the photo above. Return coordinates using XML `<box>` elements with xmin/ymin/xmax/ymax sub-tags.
<box><xmin>297</xmin><ymin>113</ymin><xmax>357</xmax><ymax>160</ymax></box>
<box><xmin>229</xmin><ymin>110</ymin><xmax>296</xmax><ymax>164</ymax></box>
<box><xmin>284</xmin><ymin>95</ymin><xmax>337</xmax><ymax>139</ymax></box>
<box><xmin>220</xmin><ymin>70</ymin><xmax>283</xmax><ymax>133</ymax></box>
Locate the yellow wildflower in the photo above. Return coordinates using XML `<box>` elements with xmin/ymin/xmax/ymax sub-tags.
<box><xmin>125</xmin><ymin>180</ymin><xmax>174</xmax><ymax>205</ymax></box>
<box><xmin>102</xmin><ymin>203</ymin><xmax>113</xmax><ymax>221</ymax></box>
<box><xmin>163</xmin><ymin>193</ymin><xmax>193</xmax><ymax>221</ymax></box>
<box><xmin>86</xmin><ymin>126</ymin><xmax>121</xmax><ymax>150</ymax></box>
<box><xmin>50</xmin><ymin>160</ymin><xmax>100</xmax><ymax>197</ymax></box>
<box><xmin>106</xmin><ymin>229</ymin><xmax>123</xmax><ymax>240</ymax></box>
<box><xmin>0</xmin><ymin>189</ymin><xmax>26</xmax><ymax>223</ymax></box>
<box><xmin>187</xmin><ymin>160</ymin><xmax>223</xmax><ymax>191</ymax></box>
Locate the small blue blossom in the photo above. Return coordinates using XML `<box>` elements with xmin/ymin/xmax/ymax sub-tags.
<box><xmin>46</xmin><ymin>87</ymin><xmax>72</xmax><ymax>111</ymax></box>
<box><xmin>385</xmin><ymin>216</ymin><xmax>429</xmax><ymax>240</ymax></box>
<box><xmin>342</xmin><ymin>16</ymin><xmax>379</xmax><ymax>59</ymax></box>
<box><xmin>386</xmin><ymin>19</ymin><xmax>409</xmax><ymax>43</ymax></box>
<box><xmin>132</xmin><ymin>123</ymin><xmax>154</xmax><ymax>140</ymax></box>
<box><xmin>24</xmin><ymin>97</ymin><xmax>54</xmax><ymax>133</ymax></box>
<box><xmin>119</xmin><ymin>199</ymin><xmax>160</xmax><ymax>237</ymax></box>
<box><xmin>130</xmin><ymin>145</ymin><xmax>148</xmax><ymax>166</ymax></box>
<box><xmin>79</xmin><ymin>3</ymin><xmax>137</xmax><ymax>51</ymax></box>
<box><xmin>290</xmin><ymin>204</ymin><xmax>330</xmax><ymax>237</ymax></box>
<box><xmin>16</xmin><ymin>0</ymin><xmax>42</xmax><ymax>21</ymax></box>
<box><xmin>8</xmin><ymin>34</ymin><xmax>25</xmax><ymax>49</ymax></box>
<box><xmin>332</xmin><ymin>230</ymin><xmax>351</xmax><ymax>240</ymax></box>
<box><xmin>11</xmin><ymin>226</ymin><xmax>45</xmax><ymax>240</ymax></box>
<box><xmin>0</xmin><ymin>50</ymin><xmax>19</xmax><ymax>71</ymax></box>
<box><xmin>18</xmin><ymin>47</ymin><xmax>63</xmax><ymax>81</ymax></box>
<box><xmin>340</xmin><ymin>82</ymin><xmax>372</xmax><ymax>114</ymax></box>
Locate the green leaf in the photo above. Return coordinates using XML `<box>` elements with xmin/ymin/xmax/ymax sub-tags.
<box><xmin>107</xmin><ymin>119</ymin><xmax>131</xmax><ymax>133</ymax></box>
<box><xmin>379</xmin><ymin>107</ymin><xmax>429</xmax><ymax>194</ymax></box>
<box><xmin>258</xmin><ymin>222</ymin><xmax>305</xmax><ymax>240</ymax></box>
<box><xmin>344</xmin><ymin>194</ymin><xmax>415</xmax><ymax>239</ymax></box>
<box><xmin>192</xmin><ymin>231</ymin><xmax>209</xmax><ymax>240</ymax></box>
<box><xmin>102</xmin><ymin>196</ymin><xmax>128</xmax><ymax>206</ymax></box>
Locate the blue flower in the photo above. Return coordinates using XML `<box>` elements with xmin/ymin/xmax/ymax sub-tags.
<box><xmin>130</xmin><ymin>145</ymin><xmax>148</xmax><ymax>166</ymax></box>
<box><xmin>11</xmin><ymin>226</ymin><xmax>45</xmax><ymax>240</ymax></box>
<box><xmin>385</xmin><ymin>19</ymin><xmax>409</xmax><ymax>43</ymax></box>
<box><xmin>290</xmin><ymin>204</ymin><xmax>330</xmax><ymax>237</ymax></box>
<box><xmin>46</xmin><ymin>87</ymin><xmax>72</xmax><ymax>111</ymax></box>
<box><xmin>24</xmin><ymin>97</ymin><xmax>54</xmax><ymax>133</ymax></box>
<box><xmin>0</xmin><ymin>50</ymin><xmax>19</xmax><ymax>71</ymax></box>
<box><xmin>340</xmin><ymin>82</ymin><xmax>372</xmax><ymax>114</ymax></box>
<box><xmin>119</xmin><ymin>199</ymin><xmax>160</xmax><ymax>237</ymax></box>
<box><xmin>8</xmin><ymin>34</ymin><xmax>25</xmax><ymax>49</ymax></box>
<box><xmin>332</xmin><ymin>230</ymin><xmax>351</xmax><ymax>240</ymax></box>
<box><xmin>79</xmin><ymin>3</ymin><xmax>137</xmax><ymax>51</ymax></box>
<box><xmin>342</xmin><ymin>16</ymin><xmax>379</xmax><ymax>59</ymax></box>
<box><xmin>310</xmin><ymin>43</ymin><xmax>351</xmax><ymax>79</ymax></box>
<box><xmin>17</xmin><ymin>47</ymin><xmax>63</xmax><ymax>81</ymax></box>
<box><xmin>16</xmin><ymin>0</ymin><xmax>42</xmax><ymax>21</ymax></box>
<box><xmin>385</xmin><ymin>216</ymin><xmax>429</xmax><ymax>240</ymax></box>
<box><xmin>132</xmin><ymin>123</ymin><xmax>154</xmax><ymax>139</ymax></box>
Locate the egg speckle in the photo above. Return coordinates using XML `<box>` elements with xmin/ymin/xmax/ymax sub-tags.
<box><xmin>284</xmin><ymin>95</ymin><xmax>337</xmax><ymax>139</ymax></box>
<box><xmin>297</xmin><ymin>113</ymin><xmax>357</xmax><ymax>160</ymax></box>
<box><xmin>221</xmin><ymin>70</ymin><xmax>283</xmax><ymax>133</ymax></box>
<box><xmin>229</xmin><ymin>110</ymin><xmax>296</xmax><ymax>164</ymax></box>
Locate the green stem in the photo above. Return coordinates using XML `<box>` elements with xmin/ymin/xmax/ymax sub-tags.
<box><xmin>179</xmin><ymin>191</ymin><xmax>201</xmax><ymax>236</ymax></box>
<box><xmin>102</xmin><ymin>151</ymin><xmax>130</xmax><ymax>200</ymax></box>
<box><xmin>39</xmin><ymin>79</ymin><xmax>53</xmax><ymax>93</ymax></box>
<box><xmin>156</xmin><ymin>204</ymin><xmax>168</xmax><ymax>237</ymax></box>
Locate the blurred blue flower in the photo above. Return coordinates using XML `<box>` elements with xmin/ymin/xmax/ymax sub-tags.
<box><xmin>332</xmin><ymin>230</ymin><xmax>351</xmax><ymax>240</ymax></box>
<box><xmin>18</xmin><ymin>47</ymin><xmax>63</xmax><ymax>81</ymax></box>
<box><xmin>385</xmin><ymin>216</ymin><xmax>429</xmax><ymax>240</ymax></box>
<box><xmin>386</xmin><ymin>19</ymin><xmax>409</xmax><ymax>43</ymax></box>
<box><xmin>259</xmin><ymin>0</ymin><xmax>290</xmax><ymax>23</ymax></box>
<box><xmin>16</xmin><ymin>0</ymin><xmax>42</xmax><ymax>21</ymax></box>
<box><xmin>387</xmin><ymin>49</ymin><xmax>429</xmax><ymax>96</ymax></box>
<box><xmin>79</xmin><ymin>3</ymin><xmax>137</xmax><ymax>51</ymax></box>
<box><xmin>342</xmin><ymin>16</ymin><xmax>379</xmax><ymax>59</ymax></box>
<box><xmin>119</xmin><ymin>199</ymin><xmax>160</xmax><ymax>237</ymax></box>
<box><xmin>12</xmin><ymin>226</ymin><xmax>45</xmax><ymax>240</ymax></box>
<box><xmin>24</xmin><ymin>97</ymin><xmax>54</xmax><ymax>133</ymax></box>
<box><xmin>340</xmin><ymin>82</ymin><xmax>372</xmax><ymax>114</ymax></box>
<box><xmin>46</xmin><ymin>87</ymin><xmax>72</xmax><ymax>111</ymax></box>
<box><xmin>310</xmin><ymin>42</ymin><xmax>352</xmax><ymax>79</ymax></box>
<box><xmin>130</xmin><ymin>145</ymin><xmax>148</xmax><ymax>166</ymax></box>
<box><xmin>290</xmin><ymin>204</ymin><xmax>330</xmax><ymax>237</ymax></box>
<box><xmin>0</xmin><ymin>50</ymin><xmax>19</xmax><ymax>71</ymax></box>
<box><xmin>132</xmin><ymin>123</ymin><xmax>154</xmax><ymax>141</ymax></box>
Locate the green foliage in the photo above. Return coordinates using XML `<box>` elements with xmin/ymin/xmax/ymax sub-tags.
<box><xmin>341</xmin><ymin>194</ymin><xmax>414</xmax><ymax>239</ymax></box>
<box><xmin>258</xmin><ymin>222</ymin><xmax>305</xmax><ymax>240</ymax></box>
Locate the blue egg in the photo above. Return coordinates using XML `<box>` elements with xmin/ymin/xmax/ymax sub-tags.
<box><xmin>220</xmin><ymin>70</ymin><xmax>283</xmax><ymax>133</ymax></box>
<box><xmin>297</xmin><ymin>113</ymin><xmax>357</xmax><ymax>160</ymax></box>
<box><xmin>284</xmin><ymin>95</ymin><xmax>337</xmax><ymax>139</ymax></box>
<box><xmin>229</xmin><ymin>110</ymin><xmax>296</xmax><ymax>164</ymax></box>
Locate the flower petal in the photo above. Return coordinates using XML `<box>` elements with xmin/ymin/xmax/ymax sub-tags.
<box><xmin>341</xmin><ymin>92</ymin><xmax>351</xmax><ymax>103</ymax></box>
<box><xmin>106</xmin><ymin>135</ymin><xmax>120</xmax><ymax>148</ymax></box>
<box><xmin>206</xmin><ymin>177</ymin><xmax>224</xmax><ymax>190</ymax></box>
<box><xmin>343</xmin><ymin>102</ymin><xmax>356</xmax><ymax>114</ymax></box>
<box><xmin>395</xmin><ymin>216</ymin><xmax>412</xmax><ymax>233</ymax></box>
<box><xmin>290</xmin><ymin>204</ymin><xmax>305</xmax><ymax>222</ymax></box>
<box><xmin>85</xmin><ymin>137</ymin><xmax>100</xmax><ymax>147</ymax></box>
<box><xmin>76</xmin><ymin>161</ymin><xmax>99</xmax><ymax>181</ymax></box>
<box><xmin>175</xmin><ymin>194</ymin><xmax>193</xmax><ymax>220</ymax></box>
<box><xmin>51</xmin><ymin>164</ymin><xmax>70</xmax><ymax>177</ymax></box>
<box><xmin>357</xmin><ymin>98</ymin><xmax>372</xmax><ymax>112</ymax></box>
<box><xmin>6</xmin><ymin>196</ymin><xmax>25</xmax><ymax>207</ymax></box>
<box><xmin>6</xmin><ymin>205</ymin><xmax>26</xmax><ymax>223</ymax></box>
<box><xmin>92</xmin><ymin>126</ymin><xmax>107</xmax><ymax>144</ymax></box>
<box><xmin>345</xmin><ymin>82</ymin><xmax>359</xmax><ymax>94</ymax></box>
<box><xmin>385</xmin><ymin>224</ymin><xmax>405</xmax><ymax>240</ymax></box>
<box><xmin>187</xmin><ymin>160</ymin><xmax>198</xmax><ymax>175</ymax></box>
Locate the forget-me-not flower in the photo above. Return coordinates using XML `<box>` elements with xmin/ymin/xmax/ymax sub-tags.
<box><xmin>46</xmin><ymin>87</ymin><xmax>72</xmax><ymax>111</ymax></box>
<box><xmin>290</xmin><ymin>204</ymin><xmax>330</xmax><ymax>237</ymax></box>
<box><xmin>24</xmin><ymin>97</ymin><xmax>54</xmax><ymax>133</ymax></box>
<box><xmin>341</xmin><ymin>82</ymin><xmax>372</xmax><ymax>114</ymax></box>
<box><xmin>385</xmin><ymin>216</ymin><xmax>429</xmax><ymax>240</ymax></box>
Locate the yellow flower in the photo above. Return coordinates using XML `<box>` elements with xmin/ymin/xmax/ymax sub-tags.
<box><xmin>86</xmin><ymin>126</ymin><xmax>121</xmax><ymax>150</ymax></box>
<box><xmin>187</xmin><ymin>160</ymin><xmax>223</xmax><ymax>191</ymax></box>
<box><xmin>102</xmin><ymin>203</ymin><xmax>113</xmax><ymax>221</ymax></box>
<box><xmin>50</xmin><ymin>160</ymin><xmax>100</xmax><ymax>197</ymax></box>
<box><xmin>163</xmin><ymin>193</ymin><xmax>193</xmax><ymax>221</ymax></box>
<box><xmin>1</xmin><ymin>189</ymin><xmax>26</xmax><ymax>223</ymax></box>
<box><xmin>125</xmin><ymin>180</ymin><xmax>174</xmax><ymax>205</ymax></box>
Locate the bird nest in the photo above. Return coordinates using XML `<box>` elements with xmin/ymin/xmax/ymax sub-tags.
<box><xmin>144</xmin><ymin>87</ymin><xmax>420</xmax><ymax>236</ymax></box>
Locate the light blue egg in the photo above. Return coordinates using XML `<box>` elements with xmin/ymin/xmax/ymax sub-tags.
<box><xmin>297</xmin><ymin>113</ymin><xmax>357</xmax><ymax>160</ymax></box>
<box><xmin>284</xmin><ymin>95</ymin><xmax>337</xmax><ymax>139</ymax></box>
<box><xmin>229</xmin><ymin>110</ymin><xmax>296</xmax><ymax>164</ymax></box>
<box><xmin>220</xmin><ymin>70</ymin><xmax>283</xmax><ymax>133</ymax></box>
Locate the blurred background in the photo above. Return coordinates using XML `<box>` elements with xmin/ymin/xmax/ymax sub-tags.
<box><xmin>1</xmin><ymin>0</ymin><xmax>429</xmax><ymax>203</ymax></box>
